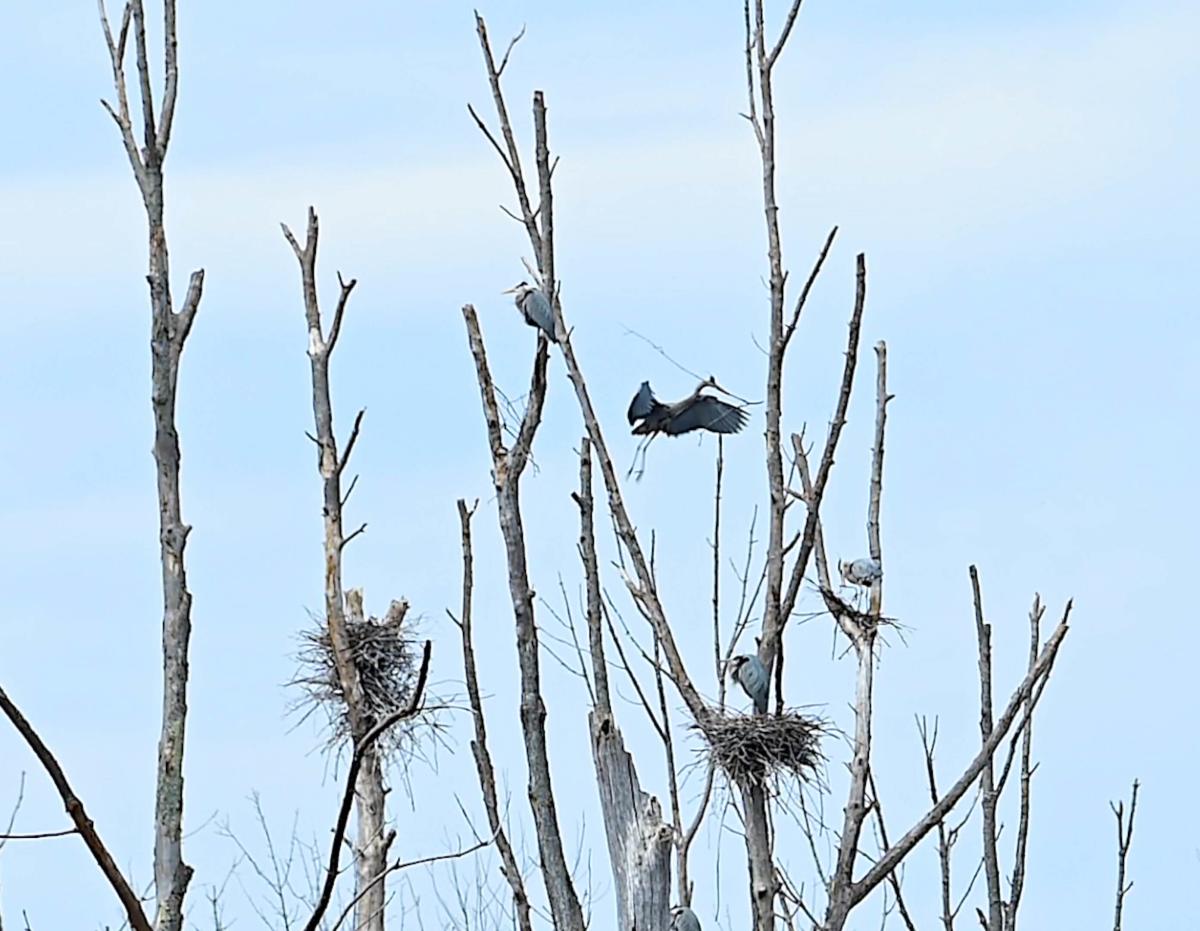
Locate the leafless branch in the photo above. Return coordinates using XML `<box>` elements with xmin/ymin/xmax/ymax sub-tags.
<box><xmin>773</xmin><ymin>253</ymin><xmax>868</xmax><ymax>650</ymax></box>
<box><xmin>330</xmin><ymin>832</ymin><xmax>498</xmax><ymax>931</ymax></box>
<box><xmin>0</xmin><ymin>829</ymin><xmax>77</xmax><ymax>841</ymax></box>
<box><xmin>1110</xmin><ymin>780</ymin><xmax>1140</xmax><ymax>931</ymax></box>
<box><xmin>919</xmin><ymin>718</ymin><xmax>956</xmax><ymax>931</ymax></box>
<box><xmin>328</xmin><ymin>273</ymin><xmax>358</xmax><ymax>358</ymax></box>
<box><xmin>845</xmin><ymin>604</ymin><xmax>1071</xmax><ymax>915</ymax></box>
<box><xmin>471</xmin><ymin>14</ymin><xmax>541</xmax><ymax>251</ymax></box>
<box><xmin>782</xmin><ymin>226</ymin><xmax>838</xmax><ymax>351</ymax></box>
<box><xmin>0</xmin><ymin>685</ymin><xmax>153</xmax><ymax>931</ymax></box>
<box><xmin>574</xmin><ymin>438</ymin><xmax>611</xmax><ymax>715</ymax></box>
<box><xmin>971</xmin><ymin>567</ymin><xmax>1003</xmax><ymax>931</ymax></box>
<box><xmin>866</xmin><ymin>768</ymin><xmax>918</xmax><ymax>931</ymax></box>
<box><xmin>454</xmin><ymin>499</ymin><xmax>535</xmax><ymax>931</ymax></box>
<box><xmin>1006</xmin><ymin>596</ymin><xmax>1044</xmax><ymax>927</ymax></box>
<box><xmin>302</xmin><ymin>641</ymin><xmax>432</xmax><ymax>931</ymax></box>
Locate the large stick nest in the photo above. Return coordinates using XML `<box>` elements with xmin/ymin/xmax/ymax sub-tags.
<box><xmin>293</xmin><ymin>597</ymin><xmax>425</xmax><ymax>758</ymax></box>
<box><xmin>699</xmin><ymin>710</ymin><xmax>828</xmax><ymax>789</ymax></box>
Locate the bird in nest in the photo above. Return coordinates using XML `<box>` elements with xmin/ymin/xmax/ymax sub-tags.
<box><xmin>838</xmin><ymin>556</ymin><xmax>882</xmax><ymax>608</ymax></box>
<box><xmin>728</xmin><ymin>654</ymin><xmax>769</xmax><ymax>715</ymax></box>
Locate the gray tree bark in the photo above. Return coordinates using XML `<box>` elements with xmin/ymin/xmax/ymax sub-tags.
<box><xmin>282</xmin><ymin>210</ymin><xmax>387</xmax><ymax>931</ymax></box>
<box><xmin>577</xmin><ymin>440</ymin><xmax>673</xmax><ymax>931</ymax></box>
<box><xmin>97</xmin><ymin>3</ymin><xmax>203</xmax><ymax>927</ymax></box>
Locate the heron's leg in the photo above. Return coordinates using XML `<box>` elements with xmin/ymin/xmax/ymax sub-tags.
<box><xmin>626</xmin><ymin>437</ymin><xmax>647</xmax><ymax>479</ymax></box>
<box><xmin>634</xmin><ymin>434</ymin><xmax>658</xmax><ymax>482</ymax></box>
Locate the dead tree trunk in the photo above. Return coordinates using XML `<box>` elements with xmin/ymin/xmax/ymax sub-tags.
<box><xmin>577</xmin><ymin>439</ymin><xmax>673</xmax><ymax>931</ymax></box>
<box><xmin>97</xmin><ymin>3</ymin><xmax>204</xmax><ymax>927</ymax></box>
<box><xmin>282</xmin><ymin>209</ymin><xmax>388</xmax><ymax>931</ymax></box>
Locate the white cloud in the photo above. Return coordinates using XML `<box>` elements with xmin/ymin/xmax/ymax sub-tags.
<box><xmin>1</xmin><ymin>6</ymin><xmax>1193</xmax><ymax>304</ymax></box>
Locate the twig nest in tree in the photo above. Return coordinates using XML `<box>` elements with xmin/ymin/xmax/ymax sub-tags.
<box><xmin>295</xmin><ymin>599</ymin><xmax>424</xmax><ymax>756</ymax></box>
<box><xmin>699</xmin><ymin>710</ymin><xmax>827</xmax><ymax>788</ymax></box>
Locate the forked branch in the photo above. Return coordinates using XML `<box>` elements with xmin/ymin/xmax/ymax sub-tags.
<box><xmin>1110</xmin><ymin>780</ymin><xmax>1140</xmax><ymax>931</ymax></box>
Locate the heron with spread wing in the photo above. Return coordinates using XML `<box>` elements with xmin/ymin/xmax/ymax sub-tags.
<box><xmin>625</xmin><ymin>377</ymin><xmax>748</xmax><ymax>478</ymax></box>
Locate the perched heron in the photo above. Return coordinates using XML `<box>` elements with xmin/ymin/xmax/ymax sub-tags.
<box><xmin>728</xmin><ymin>654</ymin><xmax>769</xmax><ymax>715</ymax></box>
<box><xmin>838</xmin><ymin>556</ymin><xmax>882</xmax><ymax>608</ymax></box>
<box><xmin>625</xmin><ymin>377</ymin><xmax>748</xmax><ymax>478</ymax></box>
<box><xmin>671</xmin><ymin>905</ymin><xmax>702</xmax><ymax>931</ymax></box>
<box><xmin>502</xmin><ymin>281</ymin><xmax>556</xmax><ymax>342</ymax></box>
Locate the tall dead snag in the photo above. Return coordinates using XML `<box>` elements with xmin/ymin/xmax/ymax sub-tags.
<box><xmin>738</xmin><ymin>4</ymin><xmax>850</xmax><ymax>919</ymax></box>
<box><xmin>97</xmin><ymin>2</ymin><xmax>204</xmax><ymax>927</ymax></box>
<box><xmin>577</xmin><ymin>439</ymin><xmax>673</xmax><ymax>931</ymax></box>
<box><xmin>453</xmin><ymin>500</ymin><xmax>535</xmax><ymax>931</ymax></box>
<box><xmin>463</xmin><ymin>18</ymin><xmax>584</xmax><ymax>931</ymax></box>
<box><xmin>281</xmin><ymin>208</ymin><xmax>388</xmax><ymax>931</ymax></box>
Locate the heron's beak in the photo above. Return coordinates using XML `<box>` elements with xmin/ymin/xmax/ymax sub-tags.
<box><xmin>501</xmin><ymin>286</ymin><xmax>517</xmax><ymax>295</ymax></box>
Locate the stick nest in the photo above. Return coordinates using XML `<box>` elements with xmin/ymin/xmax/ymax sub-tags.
<box><xmin>294</xmin><ymin>597</ymin><xmax>423</xmax><ymax>757</ymax></box>
<box><xmin>699</xmin><ymin>711</ymin><xmax>828</xmax><ymax>788</ymax></box>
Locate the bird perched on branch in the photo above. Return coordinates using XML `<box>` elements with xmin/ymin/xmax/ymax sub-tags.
<box><xmin>729</xmin><ymin>654</ymin><xmax>769</xmax><ymax>715</ymax></box>
<box><xmin>625</xmin><ymin>377</ymin><xmax>748</xmax><ymax>478</ymax></box>
<box><xmin>671</xmin><ymin>905</ymin><xmax>702</xmax><ymax>931</ymax></box>
<box><xmin>502</xmin><ymin>281</ymin><xmax>556</xmax><ymax>342</ymax></box>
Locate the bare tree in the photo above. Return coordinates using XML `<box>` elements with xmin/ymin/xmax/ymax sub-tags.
<box><xmin>282</xmin><ymin>207</ymin><xmax>397</xmax><ymax>931</ymax></box>
<box><xmin>95</xmin><ymin>2</ymin><xmax>204</xmax><ymax>927</ymax></box>
<box><xmin>455</xmin><ymin>8</ymin><xmax>1091</xmax><ymax>931</ymax></box>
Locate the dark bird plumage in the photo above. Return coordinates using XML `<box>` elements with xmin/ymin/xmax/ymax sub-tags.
<box><xmin>626</xmin><ymin>379</ymin><xmax>748</xmax><ymax>438</ymax></box>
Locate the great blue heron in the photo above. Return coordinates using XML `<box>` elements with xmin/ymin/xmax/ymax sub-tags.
<box><xmin>502</xmin><ymin>281</ymin><xmax>556</xmax><ymax>342</ymax></box>
<box><xmin>838</xmin><ymin>556</ymin><xmax>882</xmax><ymax>608</ymax></box>
<box><xmin>671</xmin><ymin>905</ymin><xmax>702</xmax><ymax>931</ymax></box>
<box><xmin>625</xmin><ymin>377</ymin><xmax>748</xmax><ymax>478</ymax></box>
<box><xmin>728</xmin><ymin>654</ymin><xmax>768</xmax><ymax>715</ymax></box>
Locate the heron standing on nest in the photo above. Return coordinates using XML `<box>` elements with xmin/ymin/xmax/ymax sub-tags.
<box><xmin>728</xmin><ymin>654</ymin><xmax>769</xmax><ymax>715</ymax></box>
<box><xmin>839</xmin><ymin>556</ymin><xmax>882</xmax><ymax>608</ymax></box>
<box><xmin>502</xmin><ymin>281</ymin><xmax>556</xmax><ymax>342</ymax></box>
<box><xmin>625</xmin><ymin>377</ymin><xmax>748</xmax><ymax>478</ymax></box>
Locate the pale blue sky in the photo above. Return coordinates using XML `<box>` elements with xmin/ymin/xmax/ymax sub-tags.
<box><xmin>1</xmin><ymin>1</ymin><xmax>1197</xmax><ymax>929</ymax></box>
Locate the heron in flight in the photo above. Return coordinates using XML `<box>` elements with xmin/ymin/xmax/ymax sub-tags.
<box><xmin>625</xmin><ymin>377</ymin><xmax>748</xmax><ymax>478</ymax></box>
<box><xmin>728</xmin><ymin>654</ymin><xmax>769</xmax><ymax>715</ymax></box>
<box><xmin>671</xmin><ymin>906</ymin><xmax>702</xmax><ymax>931</ymax></box>
<box><xmin>502</xmin><ymin>281</ymin><xmax>556</xmax><ymax>342</ymax></box>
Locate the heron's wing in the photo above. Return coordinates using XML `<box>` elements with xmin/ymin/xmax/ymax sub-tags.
<box><xmin>851</xmin><ymin>557</ymin><xmax>882</xmax><ymax>581</ymax></box>
<box><xmin>666</xmin><ymin>395</ymin><xmax>749</xmax><ymax>435</ymax></box>
<box><xmin>627</xmin><ymin>381</ymin><xmax>657</xmax><ymax>424</ymax></box>
<box><xmin>521</xmin><ymin>289</ymin><xmax>556</xmax><ymax>342</ymax></box>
